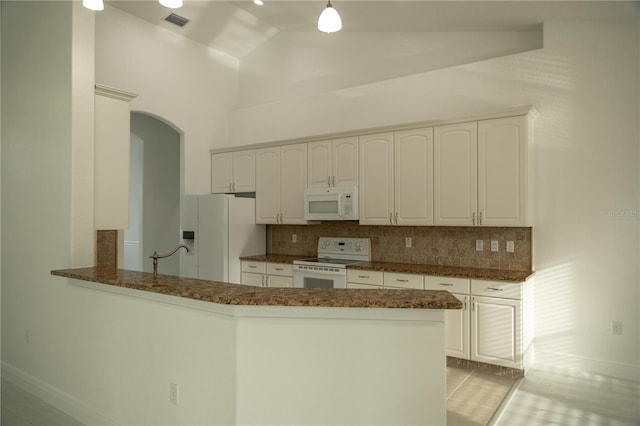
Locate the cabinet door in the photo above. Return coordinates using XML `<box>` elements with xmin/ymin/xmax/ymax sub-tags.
<box><xmin>241</xmin><ymin>272</ymin><xmax>265</xmax><ymax>287</ymax></box>
<box><xmin>211</xmin><ymin>152</ymin><xmax>234</xmax><ymax>193</ymax></box>
<box><xmin>394</xmin><ymin>128</ymin><xmax>434</xmax><ymax>226</ymax></box>
<box><xmin>333</xmin><ymin>136</ymin><xmax>359</xmax><ymax>187</ymax></box>
<box><xmin>359</xmin><ymin>133</ymin><xmax>394</xmax><ymax>225</ymax></box>
<box><xmin>267</xmin><ymin>275</ymin><xmax>293</xmax><ymax>288</ymax></box>
<box><xmin>446</xmin><ymin>294</ymin><xmax>470</xmax><ymax>360</ymax></box>
<box><xmin>478</xmin><ymin>116</ymin><xmax>528</xmax><ymax>226</ymax></box>
<box><xmin>434</xmin><ymin>122</ymin><xmax>477</xmax><ymax>226</ymax></box>
<box><xmin>471</xmin><ymin>296</ymin><xmax>521</xmax><ymax>369</ymax></box>
<box><xmin>255</xmin><ymin>147</ymin><xmax>281</xmax><ymax>224</ymax></box>
<box><xmin>233</xmin><ymin>150</ymin><xmax>256</xmax><ymax>193</ymax></box>
<box><xmin>307</xmin><ymin>140</ymin><xmax>333</xmax><ymax>188</ymax></box>
<box><xmin>280</xmin><ymin>143</ymin><xmax>308</xmax><ymax>224</ymax></box>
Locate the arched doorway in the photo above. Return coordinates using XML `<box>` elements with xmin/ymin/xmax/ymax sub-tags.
<box><xmin>124</xmin><ymin>112</ymin><xmax>181</xmax><ymax>275</ymax></box>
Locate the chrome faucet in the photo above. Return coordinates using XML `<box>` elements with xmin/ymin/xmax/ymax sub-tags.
<box><xmin>150</xmin><ymin>244</ymin><xmax>190</xmax><ymax>276</ymax></box>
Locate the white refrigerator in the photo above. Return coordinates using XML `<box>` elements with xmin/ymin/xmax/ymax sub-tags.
<box><xmin>180</xmin><ymin>194</ymin><xmax>266</xmax><ymax>283</ymax></box>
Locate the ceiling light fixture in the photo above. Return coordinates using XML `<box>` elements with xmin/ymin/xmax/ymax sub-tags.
<box><xmin>317</xmin><ymin>0</ymin><xmax>342</xmax><ymax>33</ymax></box>
<box><xmin>253</xmin><ymin>0</ymin><xmax>264</xmax><ymax>5</ymax></box>
<box><xmin>82</xmin><ymin>0</ymin><xmax>104</xmax><ymax>11</ymax></box>
<box><xmin>159</xmin><ymin>0</ymin><xmax>183</xmax><ymax>9</ymax></box>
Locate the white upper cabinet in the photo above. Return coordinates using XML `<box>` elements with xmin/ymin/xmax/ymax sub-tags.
<box><xmin>359</xmin><ymin>133</ymin><xmax>395</xmax><ymax>225</ymax></box>
<box><xmin>478</xmin><ymin>116</ymin><xmax>529</xmax><ymax>226</ymax></box>
<box><xmin>308</xmin><ymin>137</ymin><xmax>358</xmax><ymax>188</ymax></box>
<box><xmin>394</xmin><ymin>128</ymin><xmax>434</xmax><ymax>226</ymax></box>
<box><xmin>255</xmin><ymin>147</ymin><xmax>281</xmax><ymax>224</ymax></box>
<box><xmin>434</xmin><ymin>121</ymin><xmax>478</xmax><ymax>226</ymax></box>
<box><xmin>360</xmin><ymin>129</ymin><xmax>434</xmax><ymax>226</ymax></box>
<box><xmin>94</xmin><ymin>84</ymin><xmax>137</xmax><ymax>230</ymax></box>
<box><xmin>256</xmin><ymin>144</ymin><xmax>307</xmax><ymax>224</ymax></box>
<box><xmin>434</xmin><ymin>116</ymin><xmax>531</xmax><ymax>227</ymax></box>
<box><xmin>211</xmin><ymin>149</ymin><xmax>255</xmax><ymax>193</ymax></box>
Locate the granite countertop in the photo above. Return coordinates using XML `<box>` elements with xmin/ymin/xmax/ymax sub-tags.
<box><xmin>51</xmin><ymin>267</ymin><xmax>462</xmax><ymax>310</ymax></box>
<box><xmin>240</xmin><ymin>255</ymin><xmax>534</xmax><ymax>282</ymax></box>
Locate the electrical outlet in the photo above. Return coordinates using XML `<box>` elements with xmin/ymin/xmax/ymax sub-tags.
<box><xmin>612</xmin><ymin>321</ymin><xmax>623</xmax><ymax>335</ymax></box>
<box><xmin>491</xmin><ymin>240</ymin><xmax>499</xmax><ymax>252</ymax></box>
<box><xmin>506</xmin><ymin>241</ymin><xmax>515</xmax><ymax>253</ymax></box>
<box><xmin>169</xmin><ymin>383</ymin><xmax>179</xmax><ymax>405</ymax></box>
<box><xmin>476</xmin><ymin>240</ymin><xmax>483</xmax><ymax>251</ymax></box>
<box><xmin>292</xmin><ymin>234</ymin><xmax>297</xmax><ymax>243</ymax></box>
<box><xmin>405</xmin><ymin>237</ymin><xmax>412</xmax><ymax>248</ymax></box>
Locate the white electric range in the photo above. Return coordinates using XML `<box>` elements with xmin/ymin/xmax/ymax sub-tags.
<box><xmin>293</xmin><ymin>237</ymin><xmax>371</xmax><ymax>289</ymax></box>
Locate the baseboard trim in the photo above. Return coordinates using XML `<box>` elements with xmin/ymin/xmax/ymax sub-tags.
<box><xmin>534</xmin><ymin>350</ymin><xmax>640</xmax><ymax>382</ymax></box>
<box><xmin>2</xmin><ymin>361</ymin><xmax>120</xmax><ymax>426</ymax></box>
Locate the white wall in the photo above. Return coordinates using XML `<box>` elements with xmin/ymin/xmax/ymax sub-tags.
<box><xmin>230</xmin><ymin>22</ymin><xmax>640</xmax><ymax>379</ymax></box>
<box><xmin>238</xmin><ymin>30</ymin><xmax>542</xmax><ymax>108</ymax></box>
<box><xmin>95</xmin><ymin>6</ymin><xmax>239</xmax><ymax>195</ymax></box>
<box><xmin>1</xmin><ymin>3</ymin><xmax>236</xmax><ymax>424</ymax></box>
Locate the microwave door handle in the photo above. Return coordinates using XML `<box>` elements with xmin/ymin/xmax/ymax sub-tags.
<box><xmin>337</xmin><ymin>195</ymin><xmax>342</xmax><ymax>217</ymax></box>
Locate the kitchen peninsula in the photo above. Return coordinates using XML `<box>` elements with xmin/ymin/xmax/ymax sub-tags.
<box><xmin>52</xmin><ymin>266</ymin><xmax>461</xmax><ymax>426</ymax></box>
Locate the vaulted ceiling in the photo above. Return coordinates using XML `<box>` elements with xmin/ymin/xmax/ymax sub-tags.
<box><xmin>107</xmin><ymin>1</ymin><xmax>640</xmax><ymax>58</ymax></box>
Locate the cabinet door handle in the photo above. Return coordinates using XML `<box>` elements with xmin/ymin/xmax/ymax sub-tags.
<box><xmin>395</xmin><ymin>212</ymin><xmax>398</xmax><ymax>224</ymax></box>
<box><xmin>472</xmin><ymin>212</ymin><xmax>476</xmax><ymax>226</ymax></box>
<box><xmin>229</xmin><ymin>182</ymin><xmax>233</xmax><ymax>192</ymax></box>
<box><xmin>439</xmin><ymin>283</ymin><xmax>453</xmax><ymax>287</ymax></box>
<box><xmin>389</xmin><ymin>213</ymin><xmax>393</xmax><ymax>224</ymax></box>
<box><xmin>358</xmin><ymin>275</ymin><xmax>370</xmax><ymax>279</ymax></box>
<box><xmin>328</xmin><ymin>176</ymin><xmax>331</xmax><ymax>186</ymax></box>
<box><xmin>332</xmin><ymin>176</ymin><xmax>336</xmax><ymax>186</ymax></box>
<box><xmin>487</xmin><ymin>287</ymin><xmax>503</xmax><ymax>292</ymax></box>
<box><xmin>479</xmin><ymin>211</ymin><xmax>483</xmax><ymax>225</ymax></box>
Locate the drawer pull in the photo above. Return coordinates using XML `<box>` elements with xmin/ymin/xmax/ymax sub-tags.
<box><xmin>397</xmin><ymin>279</ymin><xmax>409</xmax><ymax>282</ymax></box>
<box><xmin>487</xmin><ymin>287</ymin><xmax>503</xmax><ymax>291</ymax></box>
<box><xmin>249</xmin><ymin>265</ymin><xmax>257</xmax><ymax>269</ymax></box>
<box><xmin>358</xmin><ymin>275</ymin><xmax>370</xmax><ymax>279</ymax></box>
<box><xmin>439</xmin><ymin>283</ymin><xmax>453</xmax><ymax>287</ymax></box>
<box><xmin>275</xmin><ymin>267</ymin><xmax>284</xmax><ymax>271</ymax></box>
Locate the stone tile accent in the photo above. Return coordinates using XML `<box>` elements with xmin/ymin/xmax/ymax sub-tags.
<box><xmin>96</xmin><ymin>230</ymin><xmax>117</xmax><ymax>268</ymax></box>
<box><xmin>269</xmin><ymin>223</ymin><xmax>532</xmax><ymax>272</ymax></box>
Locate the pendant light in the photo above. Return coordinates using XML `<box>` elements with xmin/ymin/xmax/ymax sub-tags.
<box><xmin>82</xmin><ymin>0</ymin><xmax>104</xmax><ymax>11</ymax></box>
<box><xmin>159</xmin><ymin>0</ymin><xmax>183</xmax><ymax>9</ymax></box>
<box><xmin>317</xmin><ymin>0</ymin><xmax>342</xmax><ymax>33</ymax></box>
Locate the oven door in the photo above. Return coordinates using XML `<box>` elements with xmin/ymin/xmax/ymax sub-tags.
<box><xmin>293</xmin><ymin>265</ymin><xmax>347</xmax><ymax>289</ymax></box>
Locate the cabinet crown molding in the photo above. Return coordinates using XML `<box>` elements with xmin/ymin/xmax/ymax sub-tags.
<box><xmin>95</xmin><ymin>84</ymin><xmax>138</xmax><ymax>102</ymax></box>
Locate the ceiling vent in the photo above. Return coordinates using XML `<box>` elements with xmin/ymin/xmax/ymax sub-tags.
<box><xmin>164</xmin><ymin>13</ymin><xmax>190</xmax><ymax>28</ymax></box>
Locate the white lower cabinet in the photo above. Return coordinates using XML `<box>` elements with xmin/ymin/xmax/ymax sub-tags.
<box><xmin>425</xmin><ymin>276</ymin><xmax>531</xmax><ymax>370</ymax></box>
<box><xmin>383</xmin><ymin>272</ymin><xmax>424</xmax><ymax>290</ymax></box>
<box><xmin>347</xmin><ymin>270</ymin><xmax>383</xmax><ymax>289</ymax></box>
<box><xmin>241</xmin><ymin>261</ymin><xmax>293</xmax><ymax>287</ymax></box>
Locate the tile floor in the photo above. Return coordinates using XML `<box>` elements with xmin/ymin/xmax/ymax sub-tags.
<box><xmin>446</xmin><ymin>365</ymin><xmax>518</xmax><ymax>426</ymax></box>
<box><xmin>493</xmin><ymin>366</ymin><xmax>640</xmax><ymax>426</ymax></box>
<box><xmin>1</xmin><ymin>379</ymin><xmax>83</xmax><ymax>426</ymax></box>
<box><xmin>2</xmin><ymin>365</ymin><xmax>638</xmax><ymax>426</ymax></box>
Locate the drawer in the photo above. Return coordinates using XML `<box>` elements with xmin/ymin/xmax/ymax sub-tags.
<box><xmin>384</xmin><ymin>272</ymin><xmax>424</xmax><ymax>290</ymax></box>
<box><xmin>347</xmin><ymin>270</ymin><xmax>383</xmax><ymax>286</ymax></box>
<box><xmin>471</xmin><ymin>279</ymin><xmax>522</xmax><ymax>300</ymax></box>
<box><xmin>241</xmin><ymin>261</ymin><xmax>266</xmax><ymax>274</ymax></box>
<box><xmin>424</xmin><ymin>276</ymin><xmax>470</xmax><ymax>294</ymax></box>
<box><xmin>267</xmin><ymin>262</ymin><xmax>293</xmax><ymax>277</ymax></box>
<box><xmin>347</xmin><ymin>282</ymin><xmax>382</xmax><ymax>290</ymax></box>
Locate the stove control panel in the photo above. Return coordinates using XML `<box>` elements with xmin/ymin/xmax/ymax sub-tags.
<box><xmin>317</xmin><ymin>237</ymin><xmax>371</xmax><ymax>259</ymax></box>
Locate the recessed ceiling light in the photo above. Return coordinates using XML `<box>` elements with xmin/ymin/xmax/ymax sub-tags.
<box><xmin>253</xmin><ymin>0</ymin><xmax>264</xmax><ymax>5</ymax></box>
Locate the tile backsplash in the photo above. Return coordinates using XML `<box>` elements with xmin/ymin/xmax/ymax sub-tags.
<box><xmin>269</xmin><ymin>222</ymin><xmax>532</xmax><ymax>271</ymax></box>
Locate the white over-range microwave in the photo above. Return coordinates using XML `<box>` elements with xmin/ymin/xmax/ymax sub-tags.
<box><xmin>304</xmin><ymin>186</ymin><xmax>359</xmax><ymax>221</ymax></box>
